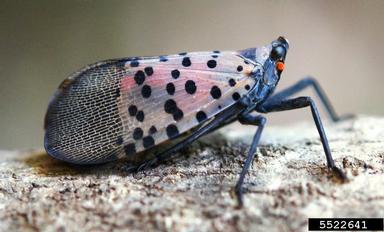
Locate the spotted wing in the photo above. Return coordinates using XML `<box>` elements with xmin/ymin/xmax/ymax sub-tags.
<box><xmin>44</xmin><ymin>51</ymin><xmax>257</xmax><ymax>164</ymax></box>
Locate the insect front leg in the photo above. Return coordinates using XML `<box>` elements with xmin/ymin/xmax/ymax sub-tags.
<box><xmin>256</xmin><ymin>96</ymin><xmax>347</xmax><ymax>180</ymax></box>
<box><xmin>234</xmin><ymin>114</ymin><xmax>266</xmax><ymax>208</ymax></box>
<box><xmin>268</xmin><ymin>77</ymin><xmax>353</xmax><ymax>122</ymax></box>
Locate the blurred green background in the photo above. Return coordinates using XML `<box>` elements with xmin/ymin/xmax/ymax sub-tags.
<box><xmin>1</xmin><ymin>0</ymin><xmax>383</xmax><ymax>150</ymax></box>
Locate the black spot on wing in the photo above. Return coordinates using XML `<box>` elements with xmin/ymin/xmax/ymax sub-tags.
<box><xmin>210</xmin><ymin>86</ymin><xmax>221</xmax><ymax>99</ymax></box>
<box><xmin>229</xmin><ymin>79</ymin><xmax>236</xmax><ymax>87</ymax></box>
<box><xmin>196</xmin><ymin>111</ymin><xmax>207</xmax><ymax>123</ymax></box>
<box><xmin>171</xmin><ymin>69</ymin><xmax>180</xmax><ymax>79</ymax></box>
<box><xmin>141</xmin><ymin>85</ymin><xmax>151</xmax><ymax>98</ymax></box>
<box><xmin>207</xmin><ymin>60</ymin><xmax>217</xmax><ymax>68</ymax></box>
<box><xmin>149</xmin><ymin>126</ymin><xmax>157</xmax><ymax>134</ymax></box>
<box><xmin>115</xmin><ymin>60</ymin><xmax>127</xmax><ymax>70</ymax></box>
<box><xmin>173</xmin><ymin>109</ymin><xmax>184</xmax><ymax>121</ymax></box>
<box><xmin>166</xmin><ymin>124</ymin><xmax>179</xmax><ymax>139</ymax></box>
<box><xmin>143</xmin><ymin>136</ymin><xmax>155</xmax><ymax>148</ymax></box>
<box><xmin>128</xmin><ymin>105</ymin><xmax>138</xmax><ymax>116</ymax></box>
<box><xmin>232</xmin><ymin>92</ymin><xmax>241</xmax><ymax>101</ymax></box>
<box><xmin>164</xmin><ymin>99</ymin><xmax>183</xmax><ymax>121</ymax></box>
<box><xmin>133</xmin><ymin>128</ymin><xmax>143</xmax><ymax>140</ymax></box>
<box><xmin>185</xmin><ymin>80</ymin><xmax>196</xmax><ymax>94</ymax></box>
<box><xmin>130</xmin><ymin>60</ymin><xmax>139</xmax><ymax>67</ymax></box>
<box><xmin>134</xmin><ymin>70</ymin><xmax>145</xmax><ymax>85</ymax></box>
<box><xmin>164</xmin><ymin>99</ymin><xmax>177</xmax><ymax>114</ymax></box>
<box><xmin>144</xmin><ymin>67</ymin><xmax>153</xmax><ymax>76</ymax></box>
<box><xmin>166</xmin><ymin>83</ymin><xmax>175</xmax><ymax>95</ymax></box>
<box><xmin>116</xmin><ymin>136</ymin><xmax>123</xmax><ymax>145</ymax></box>
<box><xmin>136</xmin><ymin>111</ymin><xmax>145</xmax><ymax>122</ymax></box>
<box><xmin>182</xmin><ymin>57</ymin><xmax>191</xmax><ymax>67</ymax></box>
<box><xmin>159</xmin><ymin>56</ymin><xmax>168</xmax><ymax>62</ymax></box>
<box><xmin>124</xmin><ymin>143</ymin><xmax>136</xmax><ymax>156</ymax></box>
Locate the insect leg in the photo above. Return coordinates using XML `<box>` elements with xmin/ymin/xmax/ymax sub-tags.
<box><xmin>234</xmin><ymin>114</ymin><xmax>266</xmax><ymax>207</ymax></box>
<box><xmin>136</xmin><ymin>105</ymin><xmax>243</xmax><ymax>170</ymax></box>
<box><xmin>257</xmin><ymin>96</ymin><xmax>347</xmax><ymax>180</ymax></box>
<box><xmin>203</xmin><ymin>96</ymin><xmax>253</xmax><ymax>134</ymax></box>
<box><xmin>267</xmin><ymin>77</ymin><xmax>352</xmax><ymax>122</ymax></box>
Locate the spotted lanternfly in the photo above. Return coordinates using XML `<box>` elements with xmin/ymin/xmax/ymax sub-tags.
<box><xmin>44</xmin><ymin>36</ymin><xmax>347</xmax><ymax>206</ymax></box>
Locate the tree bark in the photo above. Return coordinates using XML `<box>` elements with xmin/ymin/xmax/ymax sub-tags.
<box><xmin>1</xmin><ymin>116</ymin><xmax>383</xmax><ymax>231</ymax></box>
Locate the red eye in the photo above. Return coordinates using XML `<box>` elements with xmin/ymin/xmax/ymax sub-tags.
<box><xmin>276</xmin><ymin>61</ymin><xmax>285</xmax><ymax>72</ymax></box>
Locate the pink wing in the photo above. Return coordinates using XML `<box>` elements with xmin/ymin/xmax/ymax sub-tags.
<box><xmin>44</xmin><ymin>50</ymin><xmax>257</xmax><ymax>164</ymax></box>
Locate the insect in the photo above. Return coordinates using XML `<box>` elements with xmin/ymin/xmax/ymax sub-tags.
<box><xmin>44</xmin><ymin>36</ymin><xmax>347</xmax><ymax>206</ymax></box>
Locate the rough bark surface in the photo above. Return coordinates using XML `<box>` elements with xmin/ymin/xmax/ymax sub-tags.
<box><xmin>0</xmin><ymin>116</ymin><xmax>383</xmax><ymax>232</ymax></box>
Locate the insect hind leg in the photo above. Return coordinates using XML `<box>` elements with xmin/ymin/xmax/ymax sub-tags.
<box><xmin>267</xmin><ymin>76</ymin><xmax>353</xmax><ymax>122</ymax></box>
<box><xmin>256</xmin><ymin>96</ymin><xmax>347</xmax><ymax>181</ymax></box>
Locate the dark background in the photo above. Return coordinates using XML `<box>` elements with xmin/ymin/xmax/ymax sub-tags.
<box><xmin>1</xmin><ymin>0</ymin><xmax>383</xmax><ymax>149</ymax></box>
